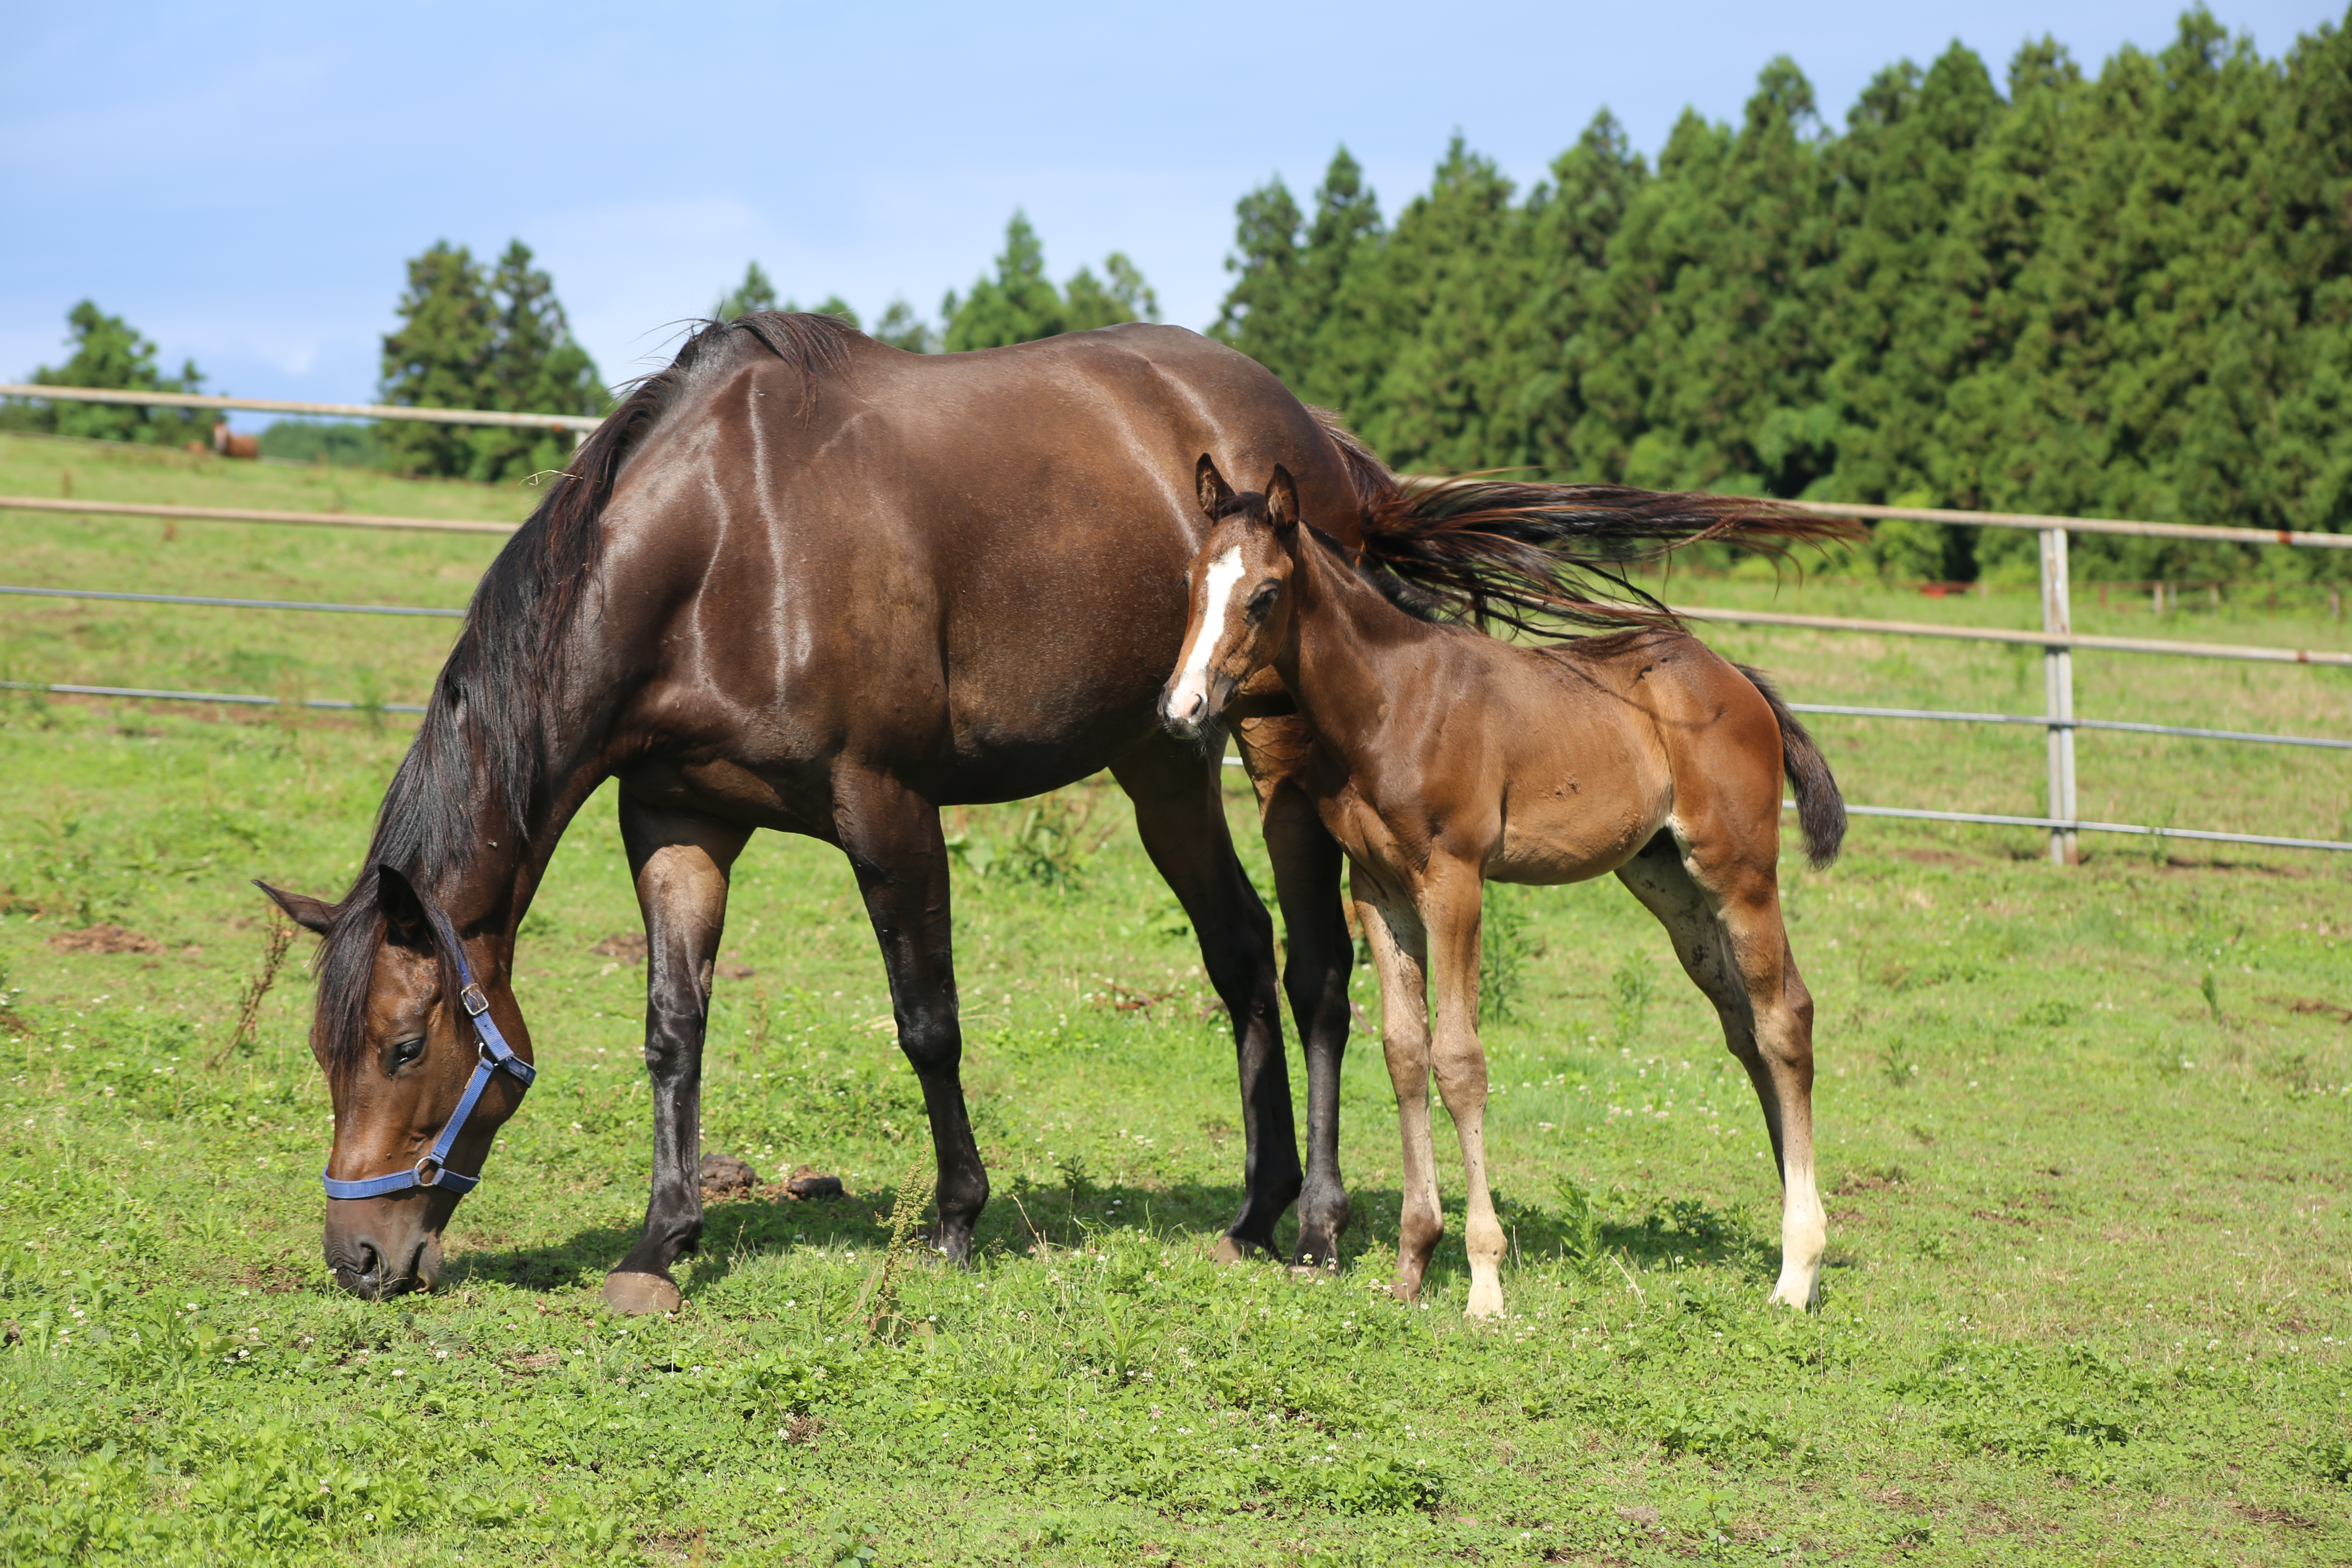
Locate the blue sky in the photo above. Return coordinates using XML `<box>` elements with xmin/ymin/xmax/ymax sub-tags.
<box><xmin>5</xmin><ymin>1</ymin><xmax>2342</xmax><ymax>416</ymax></box>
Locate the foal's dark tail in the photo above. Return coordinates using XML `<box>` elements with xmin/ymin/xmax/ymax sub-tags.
<box><xmin>1735</xmin><ymin>664</ymin><xmax>1846</xmax><ymax>869</ymax></box>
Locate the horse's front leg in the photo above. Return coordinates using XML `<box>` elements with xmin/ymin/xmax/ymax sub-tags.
<box><xmin>604</xmin><ymin>793</ymin><xmax>752</xmax><ymax>1314</ymax></box>
<box><xmin>1258</xmin><ymin>772</ymin><xmax>1354</xmax><ymax>1268</ymax></box>
<box><xmin>835</xmin><ymin>769</ymin><xmax>987</xmax><ymax>1262</ymax></box>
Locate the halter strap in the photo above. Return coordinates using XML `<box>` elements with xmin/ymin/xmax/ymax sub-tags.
<box><xmin>321</xmin><ymin>906</ymin><xmax>535</xmax><ymax>1202</ymax></box>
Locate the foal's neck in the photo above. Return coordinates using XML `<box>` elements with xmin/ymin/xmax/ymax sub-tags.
<box><xmin>1274</xmin><ymin>534</ymin><xmax>1431</xmax><ymax>765</ymax></box>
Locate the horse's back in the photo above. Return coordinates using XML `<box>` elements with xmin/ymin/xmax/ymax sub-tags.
<box><xmin>591</xmin><ymin>320</ymin><xmax>1353</xmax><ymax>804</ymax></box>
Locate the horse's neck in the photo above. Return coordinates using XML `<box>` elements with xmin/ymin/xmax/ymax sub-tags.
<box><xmin>394</xmin><ymin>744</ymin><xmax>605</xmax><ymax>952</ymax></box>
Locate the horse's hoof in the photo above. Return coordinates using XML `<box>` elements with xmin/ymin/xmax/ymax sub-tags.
<box><xmin>1211</xmin><ymin>1235</ymin><xmax>1255</xmax><ymax>1265</ymax></box>
<box><xmin>601</xmin><ymin>1271</ymin><xmax>682</xmax><ymax>1315</ymax></box>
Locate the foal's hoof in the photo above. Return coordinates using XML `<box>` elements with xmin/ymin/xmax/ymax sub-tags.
<box><xmin>1211</xmin><ymin>1236</ymin><xmax>1250</xmax><ymax>1265</ymax></box>
<box><xmin>601</xmin><ymin>1271</ymin><xmax>682</xmax><ymax>1316</ymax></box>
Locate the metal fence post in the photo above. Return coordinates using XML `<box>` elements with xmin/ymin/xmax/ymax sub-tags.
<box><xmin>2040</xmin><ymin>528</ymin><xmax>2079</xmax><ymax>865</ymax></box>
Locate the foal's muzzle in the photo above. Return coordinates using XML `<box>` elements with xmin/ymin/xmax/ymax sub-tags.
<box><xmin>1159</xmin><ymin>673</ymin><xmax>1232</xmax><ymax>741</ymax></box>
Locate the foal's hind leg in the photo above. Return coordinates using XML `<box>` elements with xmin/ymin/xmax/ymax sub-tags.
<box><xmin>1615</xmin><ymin>832</ymin><xmax>1826</xmax><ymax>1308</ymax></box>
<box><xmin>608</xmin><ymin>793</ymin><xmax>753</xmax><ymax>1314</ymax></box>
<box><xmin>835</xmin><ymin>769</ymin><xmax>989</xmax><ymax>1261</ymax></box>
<box><xmin>1111</xmin><ymin>732</ymin><xmax>1297</xmax><ymax>1259</ymax></box>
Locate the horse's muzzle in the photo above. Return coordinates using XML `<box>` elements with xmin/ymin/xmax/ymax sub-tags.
<box><xmin>325</xmin><ymin>1202</ymin><xmax>444</xmax><ymax>1299</ymax></box>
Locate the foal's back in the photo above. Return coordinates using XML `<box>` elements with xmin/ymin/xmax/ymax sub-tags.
<box><xmin>1432</xmin><ymin>627</ymin><xmax>1785</xmax><ymax>886</ymax></box>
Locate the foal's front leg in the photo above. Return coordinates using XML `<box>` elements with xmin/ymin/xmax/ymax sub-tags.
<box><xmin>1356</xmin><ymin>876</ymin><xmax>1439</xmax><ymax>1302</ymax></box>
<box><xmin>1422</xmin><ymin>863</ymin><xmax>1506</xmax><ymax>1319</ymax></box>
<box><xmin>607</xmin><ymin>793</ymin><xmax>752</xmax><ymax>1314</ymax></box>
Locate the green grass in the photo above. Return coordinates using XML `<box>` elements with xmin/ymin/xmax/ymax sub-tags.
<box><xmin>2</xmin><ymin>441</ymin><xmax>2350</xmax><ymax>1564</ymax></box>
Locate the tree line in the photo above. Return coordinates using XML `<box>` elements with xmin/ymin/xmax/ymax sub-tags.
<box><xmin>8</xmin><ymin>7</ymin><xmax>2345</xmax><ymax>581</ymax></box>
<box><xmin>1214</xmin><ymin>8</ymin><xmax>2352</xmax><ymax>581</ymax></box>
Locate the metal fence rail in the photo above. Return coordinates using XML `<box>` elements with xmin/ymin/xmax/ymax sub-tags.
<box><xmin>0</xmin><ymin>584</ymin><xmax>465</xmax><ymax>617</ymax></box>
<box><xmin>1782</xmin><ymin>702</ymin><xmax>2352</xmax><ymax>751</ymax></box>
<box><xmin>0</xmin><ymin>495</ymin><xmax>520</xmax><ymax>536</ymax></box>
<box><xmin>0</xmin><ymin>383</ymin><xmax>602</xmax><ymax>434</ymax></box>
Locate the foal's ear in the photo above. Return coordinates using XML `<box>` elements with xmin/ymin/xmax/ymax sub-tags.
<box><xmin>253</xmin><ymin>879</ymin><xmax>336</xmax><ymax>935</ymax></box>
<box><xmin>373</xmin><ymin>865</ymin><xmax>434</xmax><ymax>949</ymax></box>
<box><xmin>1264</xmin><ymin>465</ymin><xmax>1300</xmax><ymax>535</ymax></box>
<box><xmin>1195</xmin><ymin>454</ymin><xmax>1236</xmax><ymax>519</ymax></box>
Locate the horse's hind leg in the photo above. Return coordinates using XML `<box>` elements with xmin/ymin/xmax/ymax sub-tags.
<box><xmin>608</xmin><ymin>793</ymin><xmax>753</xmax><ymax>1314</ymax></box>
<box><xmin>836</xmin><ymin>769</ymin><xmax>988</xmax><ymax>1261</ymax></box>
<box><xmin>1111</xmin><ymin>733</ymin><xmax>1298</xmax><ymax>1259</ymax></box>
<box><xmin>1615</xmin><ymin>831</ymin><xmax>1826</xmax><ymax>1308</ymax></box>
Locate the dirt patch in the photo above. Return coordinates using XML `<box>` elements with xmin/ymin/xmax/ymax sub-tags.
<box><xmin>716</xmin><ymin>961</ymin><xmax>755</xmax><ymax>980</ymax></box>
<box><xmin>2270</xmin><ymin>996</ymin><xmax>2351</xmax><ymax>1024</ymax></box>
<box><xmin>1832</xmin><ymin>1167</ymin><xmax>1908</xmax><ymax>1195</ymax></box>
<box><xmin>48</xmin><ymin>924</ymin><xmax>166</xmax><ymax>956</ymax></box>
<box><xmin>1972</xmin><ymin>1209</ymin><xmax>2032</xmax><ymax>1228</ymax></box>
<box><xmin>783</xmin><ymin>1413</ymin><xmax>822</xmax><ymax>1446</ymax></box>
<box><xmin>507</xmin><ymin>1350</ymin><xmax>564</xmax><ymax>1375</ymax></box>
<box><xmin>233</xmin><ymin>1259</ymin><xmax>308</xmax><ymax>1295</ymax></box>
<box><xmin>1893</xmin><ymin>848</ymin><xmax>1971</xmax><ymax>867</ymax></box>
<box><xmin>2231</xmin><ymin>1502</ymin><xmax>2317</xmax><ymax>1530</ymax></box>
<box><xmin>590</xmin><ymin>932</ymin><xmax>646</xmax><ymax>962</ymax></box>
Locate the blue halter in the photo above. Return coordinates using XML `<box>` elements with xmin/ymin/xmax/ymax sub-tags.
<box><xmin>321</xmin><ymin>910</ymin><xmax>536</xmax><ymax>1201</ymax></box>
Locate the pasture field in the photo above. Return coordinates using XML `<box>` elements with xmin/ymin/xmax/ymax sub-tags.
<box><xmin>2</xmin><ymin>432</ymin><xmax>2350</xmax><ymax>1564</ymax></box>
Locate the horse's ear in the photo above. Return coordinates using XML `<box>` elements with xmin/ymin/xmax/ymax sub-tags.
<box><xmin>1264</xmin><ymin>465</ymin><xmax>1300</xmax><ymax>535</ymax></box>
<box><xmin>374</xmin><ymin>865</ymin><xmax>432</xmax><ymax>948</ymax></box>
<box><xmin>253</xmin><ymin>879</ymin><xmax>335</xmax><ymax>935</ymax></box>
<box><xmin>1196</xmin><ymin>454</ymin><xmax>1236</xmax><ymax>520</ymax></box>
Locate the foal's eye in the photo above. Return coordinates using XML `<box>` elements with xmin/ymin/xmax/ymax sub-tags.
<box><xmin>1245</xmin><ymin>584</ymin><xmax>1279</xmax><ymax>620</ymax></box>
<box><xmin>388</xmin><ymin>1035</ymin><xmax>426</xmax><ymax>1070</ymax></box>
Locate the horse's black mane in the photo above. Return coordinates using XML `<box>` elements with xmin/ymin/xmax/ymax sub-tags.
<box><xmin>310</xmin><ymin>312</ymin><xmax>858</xmax><ymax>1079</ymax></box>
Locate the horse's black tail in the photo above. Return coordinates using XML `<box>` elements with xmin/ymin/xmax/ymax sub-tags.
<box><xmin>1305</xmin><ymin>407</ymin><xmax>1862</xmax><ymax>636</ymax></box>
<box><xmin>1736</xmin><ymin>664</ymin><xmax>1845</xmax><ymax>869</ymax></box>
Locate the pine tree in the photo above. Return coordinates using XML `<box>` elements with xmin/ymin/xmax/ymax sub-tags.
<box><xmin>715</xmin><ymin>261</ymin><xmax>780</xmax><ymax>321</ymax></box>
<box><xmin>11</xmin><ymin>301</ymin><xmax>209</xmax><ymax>445</ymax></box>
<box><xmin>379</xmin><ymin>240</ymin><xmax>604</xmax><ymax>482</ymax></box>
<box><xmin>942</xmin><ymin>213</ymin><xmax>1159</xmax><ymax>350</ymax></box>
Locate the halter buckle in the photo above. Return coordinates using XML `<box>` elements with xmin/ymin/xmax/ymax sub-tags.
<box><xmin>460</xmin><ymin>983</ymin><xmax>490</xmax><ymax>1016</ymax></box>
<box><xmin>413</xmin><ymin>1154</ymin><xmax>445</xmax><ymax>1187</ymax></box>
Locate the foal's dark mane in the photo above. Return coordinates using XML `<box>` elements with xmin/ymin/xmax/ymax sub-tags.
<box><xmin>308</xmin><ymin>312</ymin><xmax>857</xmax><ymax>1079</ymax></box>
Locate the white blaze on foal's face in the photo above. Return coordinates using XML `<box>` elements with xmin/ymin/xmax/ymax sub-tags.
<box><xmin>1165</xmin><ymin>544</ymin><xmax>1249</xmax><ymax>727</ymax></box>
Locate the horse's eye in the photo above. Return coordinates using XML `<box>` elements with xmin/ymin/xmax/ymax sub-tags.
<box><xmin>388</xmin><ymin>1035</ymin><xmax>426</xmax><ymax>1070</ymax></box>
<box><xmin>1246</xmin><ymin>584</ymin><xmax>1279</xmax><ymax>620</ymax></box>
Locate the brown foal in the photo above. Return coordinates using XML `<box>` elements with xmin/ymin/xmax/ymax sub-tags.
<box><xmin>1161</xmin><ymin>459</ymin><xmax>1847</xmax><ymax>1317</ymax></box>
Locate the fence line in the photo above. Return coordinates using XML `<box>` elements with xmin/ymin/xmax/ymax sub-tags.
<box><xmin>9</xmin><ymin>439</ymin><xmax>2349</xmax><ymax>859</ymax></box>
<box><xmin>0</xmin><ymin>679</ymin><xmax>426</xmax><ymax>714</ymax></box>
<box><xmin>1670</xmin><ymin>604</ymin><xmax>2352</xmax><ymax>667</ymax></box>
<box><xmin>0</xmin><ymin>383</ymin><xmax>602</xmax><ymax>433</ymax></box>
<box><xmin>1788</xmin><ymin>499</ymin><xmax>2352</xmax><ymax>551</ymax></box>
<box><xmin>0</xmin><ymin>584</ymin><xmax>465</xmax><ymax>618</ymax></box>
<box><xmin>0</xmin><ymin>494</ymin><xmax>520</xmax><ymax>536</ymax></box>
<box><xmin>1781</xmin><ymin>702</ymin><xmax>2352</xmax><ymax>751</ymax></box>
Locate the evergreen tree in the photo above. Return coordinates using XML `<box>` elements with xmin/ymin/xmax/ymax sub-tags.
<box><xmin>872</xmin><ymin>299</ymin><xmax>939</xmax><ymax>353</ymax></box>
<box><xmin>942</xmin><ymin>212</ymin><xmax>1159</xmax><ymax>350</ymax></box>
<box><xmin>8</xmin><ymin>301</ymin><xmax>209</xmax><ymax>445</ymax></box>
<box><xmin>379</xmin><ymin>240</ymin><xmax>605</xmax><ymax>483</ymax></box>
<box><xmin>714</xmin><ymin>261</ymin><xmax>780</xmax><ymax>321</ymax></box>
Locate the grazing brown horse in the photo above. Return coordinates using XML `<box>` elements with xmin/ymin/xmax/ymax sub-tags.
<box><xmin>1160</xmin><ymin>459</ymin><xmax>1849</xmax><ymax>1317</ymax></box>
<box><xmin>253</xmin><ymin>312</ymin><xmax>1841</xmax><ymax>1312</ymax></box>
